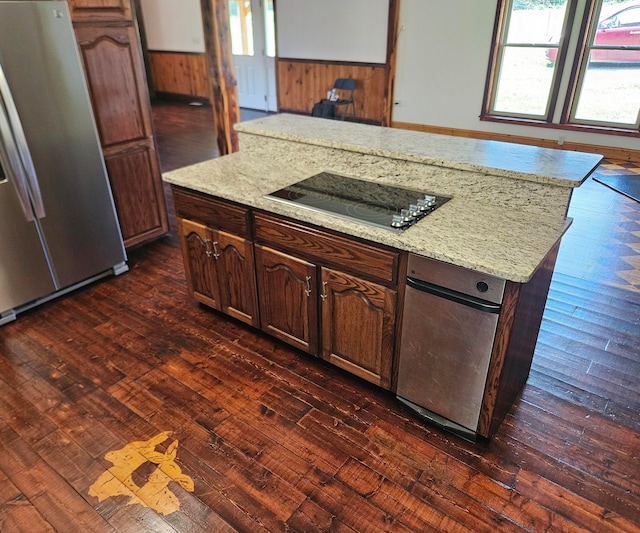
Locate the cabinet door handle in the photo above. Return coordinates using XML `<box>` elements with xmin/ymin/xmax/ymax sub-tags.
<box><xmin>321</xmin><ymin>281</ymin><xmax>328</xmax><ymax>302</ymax></box>
<box><xmin>205</xmin><ymin>239</ymin><xmax>213</xmax><ymax>258</ymax></box>
<box><xmin>212</xmin><ymin>241</ymin><xmax>220</xmax><ymax>259</ymax></box>
<box><xmin>305</xmin><ymin>276</ymin><xmax>312</xmax><ymax>297</ymax></box>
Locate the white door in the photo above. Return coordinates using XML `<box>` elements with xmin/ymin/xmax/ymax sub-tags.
<box><xmin>229</xmin><ymin>0</ymin><xmax>277</xmax><ymax>111</ymax></box>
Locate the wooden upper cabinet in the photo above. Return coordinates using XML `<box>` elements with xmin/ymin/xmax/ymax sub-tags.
<box><xmin>74</xmin><ymin>25</ymin><xmax>150</xmax><ymax>147</ymax></box>
<box><xmin>321</xmin><ymin>267</ymin><xmax>396</xmax><ymax>389</ymax></box>
<box><xmin>67</xmin><ymin>0</ymin><xmax>132</xmax><ymax>22</ymax></box>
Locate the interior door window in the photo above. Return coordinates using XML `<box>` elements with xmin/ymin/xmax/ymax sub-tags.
<box><xmin>229</xmin><ymin>0</ymin><xmax>254</xmax><ymax>56</ymax></box>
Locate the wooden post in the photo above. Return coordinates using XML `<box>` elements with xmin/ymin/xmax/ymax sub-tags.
<box><xmin>200</xmin><ymin>0</ymin><xmax>240</xmax><ymax>155</ymax></box>
<box><xmin>383</xmin><ymin>0</ymin><xmax>401</xmax><ymax>127</ymax></box>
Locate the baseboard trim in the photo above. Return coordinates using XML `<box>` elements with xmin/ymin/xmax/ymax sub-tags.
<box><xmin>391</xmin><ymin>121</ymin><xmax>640</xmax><ymax>163</ymax></box>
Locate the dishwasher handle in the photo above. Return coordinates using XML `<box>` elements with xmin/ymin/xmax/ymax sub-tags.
<box><xmin>407</xmin><ymin>277</ymin><xmax>501</xmax><ymax>314</ymax></box>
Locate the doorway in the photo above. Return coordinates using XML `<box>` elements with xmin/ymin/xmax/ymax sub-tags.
<box><xmin>228</xmin><ymin>0</ymin><xmax>277</xmax><ymax>111</ymax></box>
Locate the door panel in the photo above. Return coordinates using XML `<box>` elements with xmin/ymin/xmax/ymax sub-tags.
<box><xmin>230</xmin><ymin>0</ymin><xmax>276</xmax><ymax>111</ymax></box>
<box><xmin>104</xmin><ymin>145</ymin><xmax>166</xmax><ymax>246</ymax></box>
<box><xmin>67</xmin><ymin>0</ymin><xmax>132</xmax><ymax>22</ymax></box>
<box><xmin>178</xmin><ymin>218</ymin><xmax>220</xmax><ymax>310</ymax></box>
<box><xmin>321</xmin><ymin>267</ymin><xmax>396</xmax><ymax>389</ymax></box>
<box><xmin>217</xmin><ymin>230</ymin><xmax>259</xmax><ymax>326</ymax></box>
<box><xmin>0</xmin><ymin>172</ymin><xmax>56</xmax><ymax>313</ymax></box>
<box><xmin>255</xmin><ymin>245</ymin><xmax>317</xmax><ymax>354</ymax></box>
<box><xmin>74</xmin><ymin>25</ymin><xmax>148</xmax><ymax>146</ymax></box>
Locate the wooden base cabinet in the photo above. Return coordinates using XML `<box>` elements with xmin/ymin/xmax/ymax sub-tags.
<box><xmin>178</xmin><ymin>218</ymin><xmax>259</xmax><ymax>327</ymax></box>
<box><xmin>173</xmin><ymin>186</ymin><xmax>400</xmax><ymax>390</ymax></box>
<box><xmin>253</xmin><ymin>213</ymin><xmax>399</xmax><ymax>389</ymax></box>
<box><xmin>321</xmin><ymin>267</ymin><xmax>396</xmax><ymax>388</ymax></box>
<box><xmin>255</xmin><ymin>245</ymin><xmax>318</xmax><ymax>354</ymax></box>
<box><xmin>255</xmin><ymin>247</ymin><xmax>396</xmax><ymax>389</ymax></box>
<box><xmin>171</xmin><ymin>185</ymin><xmax>561</xmax><ymax>438</ymax></box>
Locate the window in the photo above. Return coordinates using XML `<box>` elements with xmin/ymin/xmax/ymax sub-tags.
<box><xmin>229</xmin><ymin>0</ymin><xmax>254</xmax><ymax>56</ymax></box>
<box><xmin>484</xmin><ymin>0</ymin><xmax>640</xmax><ymax>132</ymax></box>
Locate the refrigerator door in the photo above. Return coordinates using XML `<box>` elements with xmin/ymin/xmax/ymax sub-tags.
<box><xmin>0</xmin><ymin>1</ymin><xmax>125</xmax><ymax>290</ymax></box>
<box><xmin>0</xmin><ymin>104</ymin><xmax>57</xmax><ymax>311</ymax></box>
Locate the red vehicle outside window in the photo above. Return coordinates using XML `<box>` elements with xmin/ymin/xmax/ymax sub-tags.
<box><xmin>547</xmin><ymin>4</ymin><xmax>640</xmax><ymax>63</ymax></box>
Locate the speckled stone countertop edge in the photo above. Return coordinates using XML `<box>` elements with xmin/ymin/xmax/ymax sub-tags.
<box><xmin>234</xmin><ymin>114</ymin><xmax>604</xmax><ymax>188</ymax></box>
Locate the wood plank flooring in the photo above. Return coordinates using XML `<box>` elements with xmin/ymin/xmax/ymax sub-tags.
<box><xmin>0</xmin><ymin>100</ymin><xmax>638</xmax><ymax>532</ymax></box>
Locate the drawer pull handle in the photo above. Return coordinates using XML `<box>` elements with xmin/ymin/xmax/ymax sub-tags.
<box><xmin>321</xmin><ymin>281</ymin><xmax>328</xmax><ymax>302</ymax></box>
<box><xmin>305</xmin><ymin>276</ymin><xmax>312</xmax><ymax>297</ymax></box>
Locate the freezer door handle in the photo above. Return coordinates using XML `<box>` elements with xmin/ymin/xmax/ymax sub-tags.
<box><xmin>0</xmin><ymin>61</ymin><xmax>45</xmax><ymax>219</ymax></box>
<box><xmin>0</xmin><ymin>84</ymin><xmax>34</xmax><ymax>221</ymax></box>
<box><xmin>406</xmin><ymin>277</ymin><xmax>502</xmax><ymax>313</ymax></box>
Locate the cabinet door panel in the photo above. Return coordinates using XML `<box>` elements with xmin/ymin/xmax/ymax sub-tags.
<box><xmin>178</xmin><ymin>219</ymin><xmax>220</xmax><ymax>310</ymax></box>
<box><xmin>321</xmin><ymin>268</ymin><xmax>396</xmax><ymax>389</ymax></box>
<box><xmin>74</xmin><ymin>25</ymin><xmax>149</xmax><ymax>146</ymax></box>
<box><xmin>68</xmin><ymin>0</ymin><xmax>132</xmax><ymax>23</ymax></box>
<box><xmin>104</xmin><ymin>145</ymin><xmax>168</xmax><ymax>247</ymax></box>
<box><xmin>217</xmin><ymin>231</ymin><xmax>259</xmax><ymax>327</ymax></box>
<box><xmin>255</xmin><ymin>245</ymin><xmax>318</xmax><ymax>354</ymax></box>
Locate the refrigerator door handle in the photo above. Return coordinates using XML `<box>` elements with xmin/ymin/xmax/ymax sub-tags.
<box><xmin>0</xmin><ymin>90</ymin><xmax>35</xmax><ymax>222</ymax></box>
<box><xmin>0</xmin><ymin>60</ymin><xmax>45</xmax><ymax>219</ymax></box>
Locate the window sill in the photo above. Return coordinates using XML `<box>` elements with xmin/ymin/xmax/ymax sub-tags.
<box><xmin>480</xmin><ymin>115</ymin><xmax>640</xmax><ymax>138</ymax></box>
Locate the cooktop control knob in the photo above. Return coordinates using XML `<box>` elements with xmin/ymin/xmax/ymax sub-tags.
<box><xmin>424</xmin><ymin>194</ymin><xmax>437</xmax><ymax>207</ymax></box>
<box><xmin>401</xmin><ymin>208</ymin><xmax>412</xmax><ymax>223</ymax></box>
<box><xmin>416</xmin><ymin>198</ymin><xmax>427</xmax><ymax>211</ymax></box>
<box><xmin>391</xmin><ymin>214</ymin><xmax>405</xmax><ymax>228</ymax></box>
<box><xmin>409</xmin><ymin>204</ymin><xmax>420</xmax><ymax>217</ymax></box>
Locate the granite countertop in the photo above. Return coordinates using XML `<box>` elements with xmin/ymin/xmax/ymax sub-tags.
<box><xmin>235</xmin><ymin>114</ymin><xmax>603</xmax><ymax>187</ymax></box>
<box><xmin>163</xmin><ymin>152</ymin><xmax>572</xmax><ymax>283</ymax></box>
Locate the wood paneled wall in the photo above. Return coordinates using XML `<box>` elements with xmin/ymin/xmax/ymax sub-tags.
<box><xmin>148</xmin><ymin>51</ymin><xmax>210</xmax><ymax>100</ymax></box>
<box><xmin>276</xmin><ymin>60</ymin><xmax>387</xmax><ymax>124</ymax></box>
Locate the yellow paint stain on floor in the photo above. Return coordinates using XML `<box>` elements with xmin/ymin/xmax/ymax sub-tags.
<box><xmin>89</xmin><ymin>431</ymin><xmax>194</xmax><ymax>516</ymax></box>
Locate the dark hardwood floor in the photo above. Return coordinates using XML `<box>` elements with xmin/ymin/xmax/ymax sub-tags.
<box><xmin>0</xmin><ymin>100</ymin><xmax>638</xmax><ymax>532</ymax></box>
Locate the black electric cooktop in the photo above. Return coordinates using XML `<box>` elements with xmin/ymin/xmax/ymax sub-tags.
<box><xmin>265</xmin><ymin>172</ymin><xmax>450</xmax><ymax>232</ymax></box>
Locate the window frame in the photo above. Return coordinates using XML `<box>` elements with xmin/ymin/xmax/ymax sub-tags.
<box><xmin>482</xmin><ymin>0</ymin><xmax>640</xmax><ymax>136</ymax></box>
<box><xmin>566</xmin><ymin>2</ymin><xmax>640</xmax><ymax>128</ymax></box>
<box><xmin>482</xmin><ymin>0</ymin><xmax>577</xmax><ymax>123</ymax></box>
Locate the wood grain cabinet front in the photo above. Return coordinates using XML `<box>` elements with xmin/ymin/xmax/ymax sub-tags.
<box><xmin>172</xmin><ymin>187</ymin><xmax>400</xmax><ymax>390</ymax></box>
<box><xmin>254</xmin><ymin>246</ymin><xmax>396</xmax><ymax>389</ymax></box>
<box><xmin>178</xmin><ymin>218</ymin><xmax>259</xmax><ymax>328</ymax></box>
<box><xmin>71</xmin><ymin>6</ymin><xmax>169</xmax><ymax>248</ymax></box>
<box><xmin>67</xmin><ymin>0</ymin><xmax>132</xmax><ymax>22</ymax></box>
<box><xmin>321</xmin><ymin>267</ymin><xmax>396</xmax><ymax>389</ymax></box>
<box><xmin>254</xmin><ymin>245</ymin><xmax>318</xmax><ymax>354</ymax></box>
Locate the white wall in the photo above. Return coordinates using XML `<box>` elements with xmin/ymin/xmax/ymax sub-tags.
<box><xmin>276</xmin><ymin>0</ymin><xmax>389</xmax><ymax>63</ymax></box>
<box><xmin>139</xmin><ymin>0</ymin><xmax>205</xmax><ymax>54</ymax></box>
<box><xmin>139</xmin><ymin>0</ymin><xmax>635</xmax><ymax>152</ymax></box>
<box><xmin>393</xmin><ymin>1</ymin><xmax>494</xmax><ymax>129</ymax></box>
<box><xmin>393</xmin><ymin>0</ymin><xmax>638</xmax><ymax>152</ymax></box>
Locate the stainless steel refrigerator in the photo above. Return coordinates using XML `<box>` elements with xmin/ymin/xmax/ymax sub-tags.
<box><xmin>0</xmin><ymin>1</ymin><xmax>127</xmax><ymax>325</ymax></box>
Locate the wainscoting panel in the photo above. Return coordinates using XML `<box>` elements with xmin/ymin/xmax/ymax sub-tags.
<box><xmin>277</xmin><ymin>59</ymin><xmax>388</xmax><ymax>124</ymax></box>
<box><xmin>148</xmin><ymin>51</ymin><xmax>210</xmax><ymax>100</ymax></box>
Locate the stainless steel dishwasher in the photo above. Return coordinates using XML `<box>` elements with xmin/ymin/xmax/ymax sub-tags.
<box><xmin>396</xmin><ymin>254</ymin><xmax>506</xmax><ymax>441</ymax></box>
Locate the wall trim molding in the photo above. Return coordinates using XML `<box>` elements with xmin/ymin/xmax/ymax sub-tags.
<box><xmin>392</xmin><ymin>121</ymin><xmax>640</xmax><ymax>163</ymax></box>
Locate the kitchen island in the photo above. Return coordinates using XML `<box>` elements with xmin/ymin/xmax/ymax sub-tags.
<box><xmin>163</xmin><ymin>114</ymin><xmax>602</xmax><ymax>439</ymax></box>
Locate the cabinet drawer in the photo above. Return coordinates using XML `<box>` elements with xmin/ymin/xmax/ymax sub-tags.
<box><xmin>172</xmin><ymin>187</ymin><xmax>249</xmax><ymax>237</ymax></box>
<box><xmin>254</xmin><ymin>212</ymin><xmax>399</xmax><ymax>284</ymax></box>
